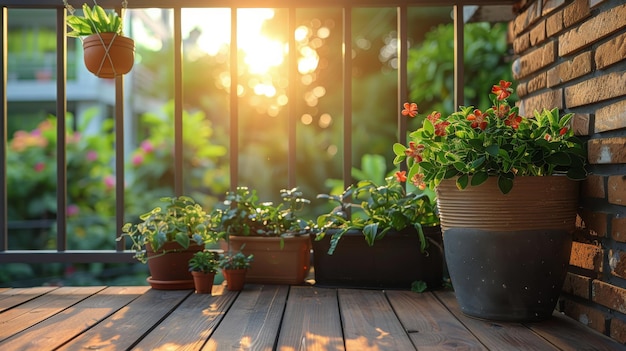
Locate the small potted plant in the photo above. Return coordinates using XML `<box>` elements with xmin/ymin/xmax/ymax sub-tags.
<box><xmin>218</xmin><ymin>250</ymin><xmax>254</xmax><ymax>291</ymax></box>
<box><xmin>313</xmin><ymin>176</ymin><xmax>442</xmax><ymax>290</ymax></box>
<box><xmin>120</xmin><ymin>196</ymin><xmax>222</xmax><ymax>290</ymax></box>
<box><xmin>211</xmin><ymin>187</ymin><xmax>313</xmax><ymax>284</ymax></box>
<box><xmin>188</xmin><ymin>250</ymin><xmax>220</xmax><ymax>294</ymax></box>
<box><xmin>65</xmin><ymin>2</ymin><xmax>134</xmax><ymax>78</ymax></box>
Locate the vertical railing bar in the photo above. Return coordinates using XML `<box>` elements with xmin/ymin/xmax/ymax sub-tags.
<box><xmin>229</xmin><ymin>8</ymin><xmax>239</xmax><ymax>191</ymax></box>
<box><xmin>114</xmin><ymin>5</ymin><xmax>126</xmax><ymax>251</ymax></box>
<box><xmin>287</xmin><ymin>6</ymin><xmax>297</xmax><ymax>190</ymax></box>
<box><xmin>397</xmin><ymin>5</ymin><xmax>408</xmax><ymax>176</ymax></box>
<box><xmin>56</xmin><ymin>7</ymin><xmax>67</xmax><ymax>252</ymax></box>
<box><xmin>173</xmin><ymin>7</ymin><xmax>184</xmax><ymax>196</ymax></box>
<box><xmin>453</xmin><ymin>5</ymin><xmax>464</xmax><ymax>109</ymax></box>
<box><xmin>0</xmin><ymin>7</ymin><xmax>7</xmax><ymax>252</ymax></box>
<box><xmin>342</xmin><ymin>7</ymin><xmax>352</xmax><ymax>192</ymax></box>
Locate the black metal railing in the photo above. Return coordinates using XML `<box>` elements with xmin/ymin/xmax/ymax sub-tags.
<box><xmin>0</xmin><ymin>0</ymin><xmax>515</xmax><ymax>264</ymax></box>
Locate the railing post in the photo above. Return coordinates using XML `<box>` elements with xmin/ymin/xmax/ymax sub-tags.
<box><xmin>397</xmin><ymin>5</ymin><xmax>408</xmax><ymax>176</ymax></box>
<box><xmin>0</xmin><ymin>6</ymin><xmax>6</xmax><ymax>252</ymax></box>
<box><xmin>453</xmin><ymin>5</ymin><xmax>464</xmax><ymax>109</ymax></box>
<box><xmin>56</xmin><ymin>6</ymin><xmax>68</xmax><ymax>252</ymax></box>
<box><xmin>342</xmin><ymin>6</ymin><xmax>352</xmax><ymax>192</ymax></box>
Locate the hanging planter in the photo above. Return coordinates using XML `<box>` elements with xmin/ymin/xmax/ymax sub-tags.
<box><xmin>65</xmin><ymin>2</ymin><xmax>135</xmax><ymax>78</ymax></box>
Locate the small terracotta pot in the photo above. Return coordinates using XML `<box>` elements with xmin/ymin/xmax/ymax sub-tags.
<box><xmin>223</xmin><ymin>269</ymin><xmax>247</xmax><ymax>291</ymax></box>
<box><xmin>191</xmin><ymin>271</ymin><xmax>216</xmax><ymax>294</ymax></box>
<box><xmin>82</xmin><ymin>33</ymin><xmax>135</xmax><ymax>78</ymax></box>
<box><xmin>146</xmin><ymin>242</ymin><xmax>203</xmax><ymax>290</ymax></box>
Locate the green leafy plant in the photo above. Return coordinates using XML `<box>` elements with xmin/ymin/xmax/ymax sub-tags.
<box><xmin>315</xmin><ymin>176</ymin><xmax>439</xmax><ymax>254</ymax></box>
<box><xmin>218</xmin><ymin>250</ymin><xmax>254</xmax><ymax>270</ymax></box>
<box><xmin>188</xmin><ymin>250</ymin><xmax>219</xmax><ymax>274</ymax></box>
<box><xmin>66</xmin><ymin>3</ymin><xmax>124</xmax><ymax>37</ymax></box>
<box><xmin>120</xmin><ymin>196</ymin><xmax>222</xmax><ymax>263</ymax></box>
<box><xmin>211</xmin><ymin>187</ymin><xmax>312</xmax><ymax>238</ymax></box>
<box><xmin>393</xmin><ymin>80</ymin><xmax>587</xmax><ymax>194</ymax></box>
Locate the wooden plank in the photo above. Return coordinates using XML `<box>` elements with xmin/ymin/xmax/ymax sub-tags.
<box><xmin>339</xmin><ymin>288</ymin><xmax>416</xmax><ymax>351</ymax></box>
<box><xmin>0</xmin><ymin>286</ymin><xmax>104</xmax><ymax>343</ymax></box>
<box><xmin>435</xmin><ymin>291</ymin><xmax>560</xmax><ymax>351</ymax></box>
<box><xmin>277</xmin><ymin>286</ymin><xmax>345</xmax><ymax>351</ymax></box>
<box><xmin>202</xmin><ymin>284</ymin><xmax>289</xmax><ymax>351</ymax></box>
<box><xmin>386</xmin><ymin>290</ymin><xmax>487</xmax><ymax>351</ymax></box>
<box><xmin>132</xmin><ymin>284</ymin><xmax>238</xmax><ymax>351</ymax></box>
<box><xmin>0</xmin><ymin>286</ymin><xmax>57</xmax><ymax>312</ymax></box>
<box><xmin>527</xmin><ymin>312</ymin><xmax>626</xmax><ymax>351</ymax></box>
<box><xmin>56</xmin><ymin>288</ymin><xmax>191</xmax><ymax>351</ymax></box>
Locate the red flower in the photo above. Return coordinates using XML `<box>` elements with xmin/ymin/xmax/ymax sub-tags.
<box><xmin>491</xmin><ymin>80</ymin><xmax>512</xmax><ymax>100</ymax></box>
<box><xmin>493</xmin><ymin>104</ymin><xmax>510</xmax><ymax>118</ymax></box>
<box><xmin>404</xmin><ymin>141</ymin><xmax>425</xmax><ymax>162</ymax></box>
<box><xmin>544</xmin><ymin>134</ymin><xmax>552</xmax><ymax>141</ymax></box>
<box><xmin>504</xmin><ymin>112</ymin><xmax>522</xmax><ymax>129</ymax></box>
<box><xmin>559</xmin><ymin>127</ymin><xmax>568</xmax><ymax>136</ymax></box>
<box><xmin>427</xmin><ymin>111</ymin><xmax>441</xmax><ymax>123</ymax></box>
<box><xmin>402</xmin><ymin>102</ymin><xmax>418</xmax><ymax>117</ymax></box>
<box><xmin>467</xmin><ymin>109</ymin><xmax>488</xmax><ymax>130</ymax></box>
<box><xmin>426</xmin><ymin>111</ymin><xmax>449</xmax><ymax>136</ymax></box>
<box><xmin>395</xmin><ymin>171</ymin><xmax>407</xmax><ymax>182</ymax></box>
<box><xmin>411</xmin><ymin>173</ymin><xmax>427</xmax><ymax>190</ymax></box>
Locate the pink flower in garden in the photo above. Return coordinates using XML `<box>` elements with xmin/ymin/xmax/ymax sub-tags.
<box><xmin>67</xmin><ymin>204</ymin><xmax>79</xmax><ymax>217</ymax></box>
<box><xmin>87</xmin><ymin>150</ymin><xmax>98</xmax><ymax>161</ymax></box>
<box><xmin>141</xmin><ymin>140</ymin><xmax>154</xmax><ymax>153</ymax></box>
<box><xmin>104</xmin><ymin>175</ymin><xmax>115</xmax><ymax>190</ymax></box>
<box><xmin>132</xmin><ymin>154</ymin><xmax>144</xmax><ymax>166</ymax></box>
<box><xmin>34</xmin><ymin>162</ymin><xmax>45</xmax><ymax>172</ymax></box>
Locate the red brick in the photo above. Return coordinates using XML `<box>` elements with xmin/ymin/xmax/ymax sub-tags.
<box><xmin>529</xmin><ymin>19</ymin><xmax>546</xmax><ymax>46</ymax></box>
<box><xmin>608</xmin><ymin>175</ymin><xmax>626</xmax><ymax>205</ymax></box>
<box><xmin>563</xmin><ymin>272</ymin><xmax>591</xmax><ymax>299</ymax></box>
<box><xmin>595</xmin><ymin>100</ymin><xmax>626</xmax><ymax>133</ymax></box>
<box><xmin>513</xmin><ymin>32</ymin><xmax>530</xmax><ymax>54</ymax></box>
<box><xmin>580</xmin><ymin>210</ymin><xmax>608</xmax><ymax>237</ymax></box>
<box><xmin>562</xmin><ymin>299</ymin><xmax>607</xmax><ymax>334</ymax></box>
<box><xmin>559</xmin><ymin>3</ymin><xmax>626</xmax><ymax>56</ymax></box>
<box><xmin>518</xmin><ymin>88</ymin><xmax>562</xmax><ymax>116</ymax></box>
<box><xmin>513</xmin><ymin>1</ymin><xmax>542</xmax><ymax>36</ymax></box>
<box><xmin>570</xmin><ymin>241</ymin><xmax>603</xmax><ymax>272</ymax></box>
<box><xmin>546</xmin><ymin>10</ymin><xmax>564</xmax><ymax>36</ymax></box>
<box><xmin>595</xmin><ymin>32</ymin><xmax>626</xmax><ymax>70</ymax></box>
<box><xmin>546</xmin><ymin>51</ymin><xmax>592</xmax><ymax>87</ymax></box>
<box><xmin>572</xmin><ymin>113</ymin><xmax>590</xmax><ymax>136</ymax></box>
<box><xmin>512</xmin><ymin>41</ymin><xmax>556</xmax><ymax>79</ymax></box>
<box><xmin>564</xmin><ymin>71</ymin><xmax>626</xmax><ymax>108</ymax></box>
<box><xmin>588</xmin><ymin>137</ymin><xmax>626</xmax><ymax>165</ymax></box>
<box><xmin>609</xmin><ymin>249</ymin><xmax>626</xmax><ymax>279</ymax></box>
<box><xmin>526</xmin><ymin>72</ymin><xmax>547</xmax><ymax>93</ymax></box>
<box><xmin>610</xmin><ymin>316</ymin><xmax>626</xmax><ymax>344</ymax></box>
<box><xmin>542</xmin><ymin>0</ymin><xmax>566</xmax><ymax>16</ymax></box>
<box><xmin>563</xmin><ymin>0</ymin><xmax>591</xmax><ymax>29</ymax></box>
<box><xmin>613</xmin><ymin>216</ymin><xmax>626</xmax><ymax>243</ymax></box>
<box><xmin>516</xmin><ymin>81</ymin><xmax>528</xmax><ymax>98</ymax></box>
<box><xmin>581</xmin><ymin>175</ymin><xmax>605</xmax><ymax>199</ymax></box>
<box><xmin>593</xmin><ymin>280</ymin><xmax>626</xmax><ymax>314</ymax></box>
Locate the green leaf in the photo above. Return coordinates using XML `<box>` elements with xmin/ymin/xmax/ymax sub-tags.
<box><xmin>470</xmin><ymin>171</ymin><xmax>488</xmax><ymax>186</ymax></box>
<box><xmin>456</xmin><ymin>174</ymin><xmax>469</xmax><ymax>189</ymax></box>
<box><xmin>497</xmin><ymin>175</ymin><xmax>513</xmax><ymax>194</ymax></box>
<box><xmin>485</xmin><ymin>144</ymin><xmax>499</xmax><ymax>157</ymax></box>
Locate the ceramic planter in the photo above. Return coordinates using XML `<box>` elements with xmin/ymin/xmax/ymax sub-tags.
<box><xmin>191</xmin><ymin>271</ymin><xmax>216</xmax><ymax>294</ymax></box>
<box><xmin>311</xmin><ymin>226</ymin><xmax>443</xmax><ymax>289</ymax></box>
<box><xmin>82</xmin><ymin>33</ymin><xmax>135</xmax><ymax>78</ymax></box>
<box><xmin>146</xmin><ymin>242</ymin><xmax>203</xmax><ymax>290</ymax></box>
<box><xmin>228</xmin><ymin>235</ymin><xmax>312</xmax><ymax>284</ymax></box>
<box><xmin>436</xmin><ymin>176</ymin><xmax>579</xmax><ymax>322</ymax></box>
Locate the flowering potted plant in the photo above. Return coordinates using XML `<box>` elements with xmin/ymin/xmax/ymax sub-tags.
<box><xmin>393</xmin><ymin>80</ymin><xmax>587</xmax><ymax>321</ymax></box>
<box><xmin>211</xmin><ymin>187</ymin><xmax>313</xmax><ymax>284</ymax></box>
<box><xmin>313</xmin><ymin>176</ymin><xmax>442</xmax><ymax>290</ymax></box>
<box><xmin>65</xmin><ymin>2</ymin><xmax>134</xmax><ymax>78</ymax></box>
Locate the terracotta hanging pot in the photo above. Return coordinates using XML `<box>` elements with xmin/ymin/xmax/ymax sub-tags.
<box><xmin>436</xmin><ymin>176</ymin><xmax>579</xmax><ymax>322</ymax></box>
<box><xmin>82</xmin><ymin>33</ymin><xmax>135</xmax><ymax>78</ymax></box>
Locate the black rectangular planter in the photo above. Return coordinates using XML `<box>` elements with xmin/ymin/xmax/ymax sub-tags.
<box><xmin>311</xmin><ymin>226</ymin><xmax>443</xmax><ymax>289</ymax></box>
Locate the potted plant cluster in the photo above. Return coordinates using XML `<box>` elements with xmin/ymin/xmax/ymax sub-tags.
<box><xmin>120</xmin><ymin>196</ymin><xmax>221</xmax><ymax>290</ymax></box>
<box><xmin>65</xmin><ymin>2</ymin><xmax>134</xmax><ymax>78</ymax></box>
<box><xmin>313</xmin><ymin>176</ymin><xmax>442</xmax><ymax>290</ymax></box>
<box><xmin>211</xmin><ymin>187</ymin><xmax>313</xmax><ymax>284</ymax></box>
<box><xmin>218</xmin><ymin>250</ymin><xmax>254</xmax><ymax>291</ymax></box>
<box><xmin>188</xmin><ymin>250</ymin><xmax>220</xmax><ymax>294</ymax></box>
<box><xmin>393</xmin><ymin>80</ymin><xmax>587</xmax><ymax>321</ymax></box>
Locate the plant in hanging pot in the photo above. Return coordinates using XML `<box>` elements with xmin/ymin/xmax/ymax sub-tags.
<box><xmin>211</xmin><ymin>187</ymin><xmax>313</xmax><ymax>284</ymax></box>
<box><xmin>65</xmin><ymin>2</ymin><xmax>134</xmax><ymax>78</ymax></box>
<box><xmin>218</xmin><ymin>250</ymin><xmax>254</xmax><ymax>291</ymax></box>
<box><xmin>313</xmin><ymin>176</ymin><xmax>442</xmax><ymax>290</ymax></box>
<box><xmin>188</xmin><ymin>250</ymin><xmax>220</xmax><ymax>294</ymax></box>
<box><xmin>393</xmin><ymin>80</ymin><xmax>588</xmax><ymax>321</ymax></box>
<box><xmin>120</xmin><ymin>196</ymin><xmax>222</xmax><ymax>290</ymax></box>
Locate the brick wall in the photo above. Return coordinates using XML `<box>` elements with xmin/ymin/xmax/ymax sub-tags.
<box><xmin>511</xmin><ymin>0</ymin><xmax>626</xmax><ymax>344</ymax></box>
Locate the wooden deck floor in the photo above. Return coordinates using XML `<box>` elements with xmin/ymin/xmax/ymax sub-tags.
<box><xmin>0</xmin><ymin>284</ymin><xmax>624</xmax><ymax>351</ymax></box>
